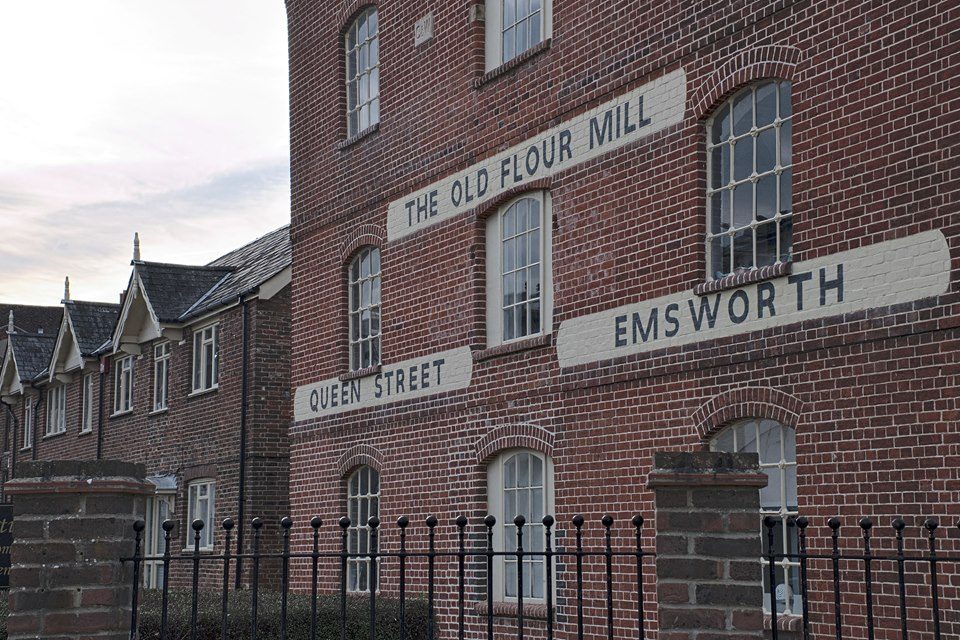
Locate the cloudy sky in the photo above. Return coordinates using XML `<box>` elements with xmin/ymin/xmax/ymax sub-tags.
<box><xmin>0</xmin><ymin>2</ymin><xmax>290</xmax><ymax>305</ymax></box>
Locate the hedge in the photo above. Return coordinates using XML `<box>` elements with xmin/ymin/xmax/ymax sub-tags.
<box><xmin>137</xmin><ymin>590</ymin><xmax>431</xmax><ymax>640</ymax></box>
<box><xmin>0</xmin><ymin>590</ymin><xmax>430</xmax><ymax>640</ymax></box>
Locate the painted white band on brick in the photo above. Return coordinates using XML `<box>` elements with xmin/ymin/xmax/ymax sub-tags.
<box><xmin>387</xmin><ymin>68</ymin><xmax>687</xmax><ymax>241</ymax></box>
<box><xmin>294</xmin><ymin>346</ymin><xmax>473</xmax><ymax>420</ymax></box>
<box><xmin>556</xmin><ymin>230</ymin><xmax>952</xmax><ymax>369</ymax></box>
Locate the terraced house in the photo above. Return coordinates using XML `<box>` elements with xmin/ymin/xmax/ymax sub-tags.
<box><xmin>0</xmin><ymin>226</ymin><xmax>293</xmax><ymax>586</ymax></box>
<box><xmin>285</xmin><ymin>0</ymin><xmax>959</xmax><ymax>637</ymax></box>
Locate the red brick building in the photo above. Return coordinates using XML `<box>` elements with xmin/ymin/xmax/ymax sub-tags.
<box><xmin>0</xmin><ymin>227</ymin><xmax>292</xmax><ymax>586</ymax></box>
<box><xmin>286</xmin><ymin>0</ymin><xmax>959</xmax><ymax>636</ymax></box>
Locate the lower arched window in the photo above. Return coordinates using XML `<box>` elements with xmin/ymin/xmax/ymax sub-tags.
<box><xmin>710</xmin><ymin>418</ymin><xmax>799</xmax><ymax>614</ymax></box>
<box><xmin>346</xmin><ymin>465</ymin><xmax>380</xmax><ymax>592</ymax></box>
<box><xmin>487</xmin><ymin>449</ymin><xmax>553</xmax><ymax>602</ymax></box>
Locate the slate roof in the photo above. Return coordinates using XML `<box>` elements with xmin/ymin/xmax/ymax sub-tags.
<box><xmin>67</xmin><ymin>300</ymin><xmax>121</xmax><ymax>356</ymax></box>
<box><xmin>136</xmin><ymin>263</ymin><xmax>233</xmax><ymax>323</ymax></box>
<box><xmin>135</xmin><ymin>225</ymin><xmax>291</xmax><ymax>324</ymax></box>
<box><xmin>8</xmin><ymin>333</ymin><xmax>57</xmax><ymax>382</ymax></box>
<box><xmin>0</xmin><ymin>304</ymin><xmax>62</xmax><ymax>337</ymax></box>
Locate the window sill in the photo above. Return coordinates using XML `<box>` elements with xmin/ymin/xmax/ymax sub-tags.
<box><xmin>764</xmin><ymin>613</ymin><xmax>803</xmax><ymax>632</ymax></box>
<box><xmin>187</xmin><ymin>386</ymin><xmax>219</xmax><ymax>399</ymax></box>
<box><xmin>20</xmin><ymin>446</ymin><xmax>32</xmax><ymax>452</ymax></box>
<box><xmin>42</xmin><ymin>431</ymin><xmax>67</xmax><ymax>441</ymax></box>
<box><xmin>473</xmin><ymin>333</ymin><xmax>552</xmax><ymax>363</ymax></box>
<box><xmin>78</xmin><ymin>429</ymin><xmax>93</xmax><ymax>437</ymax></box>
<box><xmin>695</xmin><ymin>261</ymin><xmax>792</xmax><ymax>296</ymax></box>
<box><xmin>148</xmin><ymin>408</ymin><xmax>169</xmax><ymax>417</ymax></box>
<box><xmin>181</xmin><ymin>547</ymin><xmax>215</xmax><ymax>555</ymax></box>
<box><xmin>340</xmin><ymin>364</ymin><xmax>381</xmax><ymax>382</ymax></box>
<box><xmin>474</xmin><ymin>38</ymin><xmax>552</xmax><ymax>89</ymax></box>
<box><xmin>109</xmin><ymin>410</ymin><xmax>134</xmax><ymax>419</ymax></box>
<box><xmin>338</xmin><ymin>122</ymin><xmax>380</xmax><ymax>150</ymax></box>
<box><xmin>473</xmin><ymin>600</ymin><xmax>550</xmax><ymax>620</ymax></box>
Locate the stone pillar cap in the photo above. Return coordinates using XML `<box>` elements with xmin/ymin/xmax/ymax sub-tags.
<box><xmin>5</xmin><ymin>460</ymin><xmax>153</xmax><ymax>496</ymax></box>
<box><xmin>647</xmin><ymin>451</ymin><xmax>768</xmax><ymax>488</ymax></box>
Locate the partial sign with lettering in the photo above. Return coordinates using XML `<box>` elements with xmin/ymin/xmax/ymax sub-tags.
<box><xmin>387</xmin><ymin>68</ymin><xmax>687</xmax><ymax>241</ymax></box>
<box><xmin>294</xmin><ymin>347</ymin><xmax>473</xmax><ymax>420</ymax></box>
<box><xmin>556</xmin><ymin>230</ymin><xmax>951</xmax><ymax>368</ymax></box>
<box><xmin>0</xmin><ymin>504</ymin><xmax>11</xmax><ymax>588</ymax></box>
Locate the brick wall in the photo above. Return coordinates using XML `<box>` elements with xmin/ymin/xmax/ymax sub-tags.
<box><xmin>287</xmin><ymin>0</ymin><xmax>960</xmax><ymax>637</ymax></box>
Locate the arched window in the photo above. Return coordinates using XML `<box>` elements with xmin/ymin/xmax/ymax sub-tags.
<box><xmin>706</xmin><ymin>80</ymin><xmax>793</xmax><ymax>279</ymax></box>
<box><xmin>487</xmin><ymin>449</ymin><xmax>553</xmax><ymax>601</ymax></box>
<box><xmin>711</xmin><ymin>418</ymin><xmax>799</xmax><ymax>614</ymax></box>
<box><xmin>346</xmin><ymin>465</ymin><xmax>380</xmax><ymax>592</ymax></box>
<box><xmin>485</xmin><ymin>192</ymin><xmax>553</xmax><ymax>347</ymax></box>
<box><xmin>348</xmin><ymin>247</ymin><xmax>381</xmax><ymax>370</ymax></box>
<box><xmin>485</xmin><ymin>0</ymin><xmax>553</xmax><ymax>70</ymax></box>
<box><xmin>345</xmin><ymin>7</ymin><xmax>380</xmax><ymax>137</ymax></box>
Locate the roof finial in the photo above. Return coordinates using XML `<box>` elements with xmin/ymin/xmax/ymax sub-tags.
<box><xmin>133</xmin><ymin>232</ymin><xmax>141</xmax><ymax>262</ymax></box>
<box><xmin>63</xmin><ymin>276</ymin><xmax>71</xmax><ymax>303</ymax></box>
<box><xmin>7</xmin><ymin>310</ymin><xmax>13</xmax><ymax>333</ymax></box>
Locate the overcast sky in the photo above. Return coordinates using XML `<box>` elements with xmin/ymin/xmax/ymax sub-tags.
<box><xmin>0</xmin><ymin>2</ymin><xmax>290</xmax><ymax>305</ymax></box>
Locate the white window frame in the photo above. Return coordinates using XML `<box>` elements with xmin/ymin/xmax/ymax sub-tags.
<box><xmin>705</xmin><ymin>80</ymin><xmax>793</xmax><ymax>279</ymax></box>
<box><xmin>345</xmin><ymin>6</ymin><xmax>380</xmax><ymax>137</ymax></box>
<box><xmin>485</xmin><ymin>0</ymin><xmax>553</xmax><ymax>71</ymax></box>
<box><xmin>113</xmin><ymin>355</ymin><xmax>134</xmax><ymax>415</ymax></box>
<box><xmin>143</xmin><ymin>493</ymin><xmax>174</xmax><ymax>588</ymax></box>
<box><xmin>81</xmin><ymin>373</ymin><xmax>94</xmax><ymax>433</ymax></box>
<box><xmin>710</xmin><ymin>418</ymin><xmax>799</xmax><ymax>615</ymax></box>
<box><xmin>487</xmin><ymin>448</ymin><xmax>554</xmax><ymax>603</ymax></box>
<box><xmin>153</xmin><ymin>342</ymin><xmax>171</xmax><ymax>412</ymax></box>
<box><xmin>348</xmin><ymin>247</ymin><xmax>382</xmax><ymax>371</ymax></box>
<box><xmin>485</xmin><ymin>192</ymin><xmax>553</xmax><ymax>347</ymax></box>
<box><xmin>191</xmin><ymin>324</ymin><xmax>219</xmax><ymax>394</ymax></box>
<box><xmin>186</xmin><ymin>479</ymin><xmax>216</xmax><ymax>551</ymax></box>
<box><xmin>45</xmin><ymin>385</ymin><xmax>67</xmax><ymax>436</ymax></box>
<box><xmin>22</xmin><ymin>399</ymin><xmax>34</xmax><ymax>450</ymax></box>
<box><xmin>346</xmin><ymin>465</ymin><xmax>380</xmax><ymax>593</ymax></box>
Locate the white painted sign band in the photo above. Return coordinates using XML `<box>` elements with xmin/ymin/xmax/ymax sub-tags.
<box><xmin>387</xmin><ymin>68</ymin><xmax>687</xmax><ymax>241</ymax></box>
<box><xmin>556</xmin><ymin>230</ymin><xmax>952</xmax><ymax>368</ymax></box>
<box><xmin>294</xmin><ymin>346</ymin><xmax>473</xmax><ymax>420</ymax></box>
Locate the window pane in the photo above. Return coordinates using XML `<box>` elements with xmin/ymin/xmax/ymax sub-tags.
<box><xmin>709</xmin><ymin>236</ymin><xmax>731</xmax><ymax>279</ymax></box>
<box><xmin>529</xmin><ymin>266</ymin><xmax>541</xmax><ymax>300</ymax></box>
<box><xmin>756</xmin><ymin>175</ymin><xmax>776</xmax><ymax>221</ymax></box>
<box><xmin>734</xmin><ymin>139</ymin><xmax>753</xmax><ymax>182</ymax></box>
<box><xmin>756</xmin><ymin>82</ymin><xmax>777</xmax><ymax>128</ymax></box>
<box><xmin>503</xmin><ymin>27</ymin><xmax>515</xmax><ymax>62</ymax></box>
<box><xmin>711</xmin><ymin>104</ymin><xmax>730</xmax><ymax>144</ymax></box>
<box><xmin>503</xmin><ymin>237</ymin><xmax>516</xmax><ymax>272</ymax></box>
<box><xmin>516</xmin><ymin>268</ymin><xmax>528</xmax><ymax>303</ymax></box>
<box><xmin>779</xmin><ymin>81</ymin><xmax>792</xmax><ymax>118</ymax></box>
<box><xmin>761</xmin><ymin>468</ymin><xmax>782</xmax><ymax>511</ymax></box>
<box><xmin>515</xmin><ymin>304</ymin><xmax>528</xmax><ymax>337</ymax></box>
<box><xmin>733</xmin><ymin>183</ymin><xmax>753</xmax><ymax>229</ymax></box>
<box><xmin>779</xmin><ymin>169</ymin><xmax>793</xmax><ymax>214</ymax></box>
<box><xmin>780</xmin><ymin>119</ymin><xmax>792</xmax><ymax>166</ymax></box>
<box><xmin>733</xmin><ymin>89</ymin><xmax>753</xmax><ymax>136</ymax></box>
<box><xmin>530</xmin><ymin>299</ymin><xmax>541</xmax><ymax>334</ymax></box>
<box><xmin>504</xmin><ymin>0</ymin><xmax>516</xmax><ymax>27</ymax></box>
<box><xmin>779</xmin><ymin>217</ymin><xmax>793</xmax><ymax>263</ymax></box>
<box><xmin>710</xmin><ymin>145</ymin><xmax>730</xmax><ymax>190</ymax></box>
<box><xmin>756</xmin><ymin>128</ymin><xmax>777</xmax><ymax>174</ymax></box>
<box><xmin>756</xmin><ymin>221</ymin><xmax>778</xmax><ymax>268</ymax></box>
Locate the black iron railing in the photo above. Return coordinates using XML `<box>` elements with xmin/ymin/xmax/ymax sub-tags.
<box><xmin>764</xmin><ymin>516</ymin><xmax>960</xmax><ymax>640</ymax></box>
<box><xmin>124</xmin><ymin>513</ymin><xmax>655</xmax><ymax>640</ymax></box>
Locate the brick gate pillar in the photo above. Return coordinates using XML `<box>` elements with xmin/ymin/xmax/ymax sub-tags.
<box><xmin>4</xmin><ymin>461</ymin><xmax>152</xmax><ymax>640</ymax></box>
<box><xmin>648</xmin><ymin>451</ymin><xmax>768</xmax><ymax>640</ymax></box>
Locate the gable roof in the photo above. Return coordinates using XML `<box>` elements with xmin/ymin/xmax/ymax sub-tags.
<box><xmin>135</xmin><ymin>263</ymin><xmax>233</xmax><ymax>324</ymax></box>
<box><xmin>8</xmin><ymin>333</ymin><xmax>57</xmax><ymax>383</ymax></box>
<box><xmin>67</xmin><ymin>300</ymin><xmax>121</xmax><ymax>355</ymax></box>
<box><xmin>0</xmin><ymin>304</ymin><xmax>62</xmax><ymax>338</ymax></box>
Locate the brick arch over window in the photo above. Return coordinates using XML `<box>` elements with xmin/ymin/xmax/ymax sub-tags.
<box><xmin>692</xmin><ymin>45</ymin><xmax>802</xmax><ymax>121</ymax></box>
<box><xmin>340</xmin><ymin>225</ymin><xmax>385</xmax><ymax>263</ymax></box>
<box><xmin>691</xmin><ymin>386</ymin><xmax>804</xmax><ymax>444</ymax></box>
<box><xmin>336</xmin><ymin>443</ymin><xmax>385</xmax><ymax>477</ymax></box>
<box><xmin>475</xmin><ymin>423</ymin><xmax>555</xmax><ymax>464</ymax></box>
<box><xmin>473</xmin><ymin>179</ymin><xmax>552</xmax><ymax>221</ymax></box>
<box><xmin>338</xmin><ymin>1</ymin><xmax>377</xmax><ymax>35</ymax></box>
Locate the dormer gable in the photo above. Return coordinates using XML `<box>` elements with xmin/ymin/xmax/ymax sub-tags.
<box><xmin>112</xmin><ymin>269</ymin><xmax>164</xmax><ymax>354</ymax></box>
<box><xmin>0</xmin><ymin>344</ymin><xmax>22</xmax><ymax>399</ymax></box>
<box><xmin>48</xmin><ymin>311</ymin><xmax>83</xmax><ymax>383</ymax></box>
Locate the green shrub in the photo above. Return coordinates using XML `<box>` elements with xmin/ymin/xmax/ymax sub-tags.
<box><xmin>137</xmin><ymin>590</ymin><xmax>431</xmax><ymax>640</ymax></box>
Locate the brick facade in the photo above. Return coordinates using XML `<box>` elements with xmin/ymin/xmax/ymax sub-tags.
<box><xmin>287</xmin><ymin>0</ymin><xmax>959</xmax><ymax>637</ymax></box>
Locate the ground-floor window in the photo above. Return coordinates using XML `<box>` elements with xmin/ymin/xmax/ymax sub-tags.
<box><xmin>710</xmin><ymin>418</ymin><xmax>799</xmax><ymax>614</ymax></box>
<box><xmin>186</xmin><ymin>480</ymin><xmax>216</xmax><ymax>550</ymax></box>
<box><xmin>346</xmin><ymin>466</ymin><xmax>380</xmax><ymax>592</ymax></box>
<box><xmin>143</xmin><ymin>493</ymin><xmax>174</xmax><ymax>588</ymax></box>
<box><xmin>487</xmin><ymin>449</ymin><xmax>554</xmax><ymax>602</ymax></box>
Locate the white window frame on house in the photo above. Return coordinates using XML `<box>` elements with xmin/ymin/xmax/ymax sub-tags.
<box><xmin>22</xmin><ymin>399</ymin><xmax>34</xmax><ymax>450</ymax></box>
<box><xmin>710</xmin><ymin>418</ymin><xmax>799</xmax><ymax>615</ymax></box>
<box><xmin>484</xmin><ymin>0</ymin><xmax>552</xmax><ymax>71</ymax></box>
<box><xmin>143</xmin><ymin>492</ymin><xmax>174</xmax><ymax>588</ymax></box>
<box><xmin>348</xmin><ymin>247</ymin><xmax>382</xmax><ymax>371</ymax></box>
<box><xmin>153</xmin><ymin>342</ymin><xmax>171</xmax><ymax>412</ymax></box>
<box><xmin>487</xmin><ymin>449</ymin><xmax>554</xmax><ymax>603</ymax></box>
<box><xmin>186</xmin><ymin>479</ymin><xmax>216</xmax><ymax>551</ymax></box>
<box><xmin>485</xmin><ymin>192</ymin><xmax>553</xmax><ymax>347</ymax></box>
<box><xmin>81</xmin><ymin>373</ymin><xmax>94</xmax><ymax>433</ymax></box>
<box><xmin>346</xmin><ymin>465</ymin><xmax>380</xmax><ymax>592</ymax></box>
<box><xmin>705</xmin><ymin>80</ymin><xmax>793</xmax><ymax>280</ymax></box>
<box><xmin>345</xmin><ymin>6</ymin><xmax>379</xmax><ymax>137</ymax></box>
<box><xmin>45</xmin><ymin>385</ymin><xmax>67</xmax><ymax>436</ymax></box>
<box><xmin>113</xmin><ymin>355</ymin><xmax>134</xmax><ymax>415</ymax></box>
<box><xmin>191</xmin><ymin>324</ymin><xmax>219</xmax><ymax>394</ymax></box>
